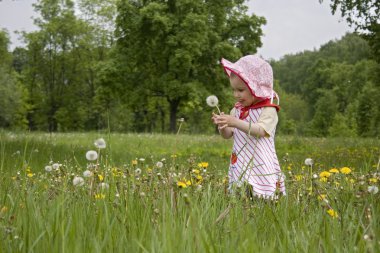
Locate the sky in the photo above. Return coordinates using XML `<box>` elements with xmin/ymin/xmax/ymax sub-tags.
<box><xmin>0</xmin><ymin>0</ymin><xmax>353</xmax><ymax>60</ymax></box>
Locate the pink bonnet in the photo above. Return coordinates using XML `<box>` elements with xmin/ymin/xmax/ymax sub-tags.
<box><xmin>221</xmin><ymin>55</ymin><xmax>277</xmax><ymax>100</ymax></box>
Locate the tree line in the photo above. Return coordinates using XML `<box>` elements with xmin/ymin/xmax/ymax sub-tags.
<box><xmin>0</xmin><ymin>0</ymin><xmax>379</xmax><ymax>137</ymax></box>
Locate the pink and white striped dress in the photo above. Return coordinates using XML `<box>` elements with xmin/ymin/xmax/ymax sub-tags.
<box><xmin>229</xmin><ymin>106</ymin><xmax>286</xmax><ymax>198</ymax></box>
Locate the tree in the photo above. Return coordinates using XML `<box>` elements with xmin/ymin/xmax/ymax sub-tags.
<box><xmin>115</xmin><ymin>0</ymin><xmax>265</xmax><ymax>132</ymax></box>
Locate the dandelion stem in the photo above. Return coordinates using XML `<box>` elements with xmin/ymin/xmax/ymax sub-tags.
<box><xmin>215</xmin><ymin>105</ymin><xmax>221</xmax><ymax>115</ymax></box>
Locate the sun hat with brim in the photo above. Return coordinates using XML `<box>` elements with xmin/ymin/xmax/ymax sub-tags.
<box><xmin>221</xmin><ymin>55</ymin><xmax>278</xmax><ymax>101</ymax></box>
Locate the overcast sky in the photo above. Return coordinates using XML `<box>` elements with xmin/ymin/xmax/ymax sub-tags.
<box><xmin>0</xmin><ymin>0</ymin><xmax>353</xmax><ymax>60</ymax></box>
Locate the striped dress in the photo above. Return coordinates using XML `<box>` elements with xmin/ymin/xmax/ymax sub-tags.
<box><xmin>228</xmin><ymin>106</ymin><xmax>286</xmax><ymax>198</ymax></box>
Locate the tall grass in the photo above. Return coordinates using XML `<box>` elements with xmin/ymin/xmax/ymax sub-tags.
<box><xmin>0</xmin><ymin>132</ymin><xmax>379</xmax><ymax>252</ymax></box>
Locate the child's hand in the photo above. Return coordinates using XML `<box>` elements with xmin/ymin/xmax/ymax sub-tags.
<box><xmin>212</xmin><ymin>112</ymin><xmax>235</xmax><ymax>129</ymax></box>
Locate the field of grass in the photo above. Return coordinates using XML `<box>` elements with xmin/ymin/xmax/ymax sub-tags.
<box><xmin>0</xmin><ymin>131</ymin><xmax>379</xmax><ymax>252</ymax></box>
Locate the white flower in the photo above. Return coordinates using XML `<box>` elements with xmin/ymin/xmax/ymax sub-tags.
<box><xmin>368</xmin><ymin>185</ymin><xmax>379</xmax><ymax>194</ymax></box>
<box><xmin>52</xmin><ymin>163</ymin><xmax>60</xmax><ymax>170</ymax></box>
<box><xmin>94</xmin><ymin>138</ymin><xmax>106</xmax><ymax>149</ymax></box>
<box><xmin>45</xmin><ymin>165</ymin><xmax>52</xmax><ymax>172</ymax></box>
<box><xmin>304</xmin><ymin>158</ymin><xmax>313</xmax><ymax>166</ymax></box>
<box><xmin>73</xmin><ymin>176</ymin><xmax>85</xmax><ymax>186</ymax></box>
<box><xmin>313</xmin><ymin>174</ymin><xmax>318</xmax><ymax>179</ymax></box>
<box><xmin>100</xmin><ymin>182</ymin><xmax>109</xmax><ymax>190</ymax></box>
<box><xmin>135</xmin><ymin>168</ymin><xmax>142</xmax><ymax>176</ymax></box>
<box><xmin>206</xmin><ymin>95</ymin><xmax>219</xmax><ymax>107</ymax></box>
<box><xmin>178</xmin><ymin>118</ymin><xmax>185</xmax><ymax>122</ymax></box>
<box><xmin>83</xmin><ymin>170</ymin><xmax>93</xmax><ymax>178</ymax></box>
<box><xmin>156</xmin><ymin>161</ymin><xmax>163</xmax><ymax>168</ymax></box>
<box><xmin>139</xmin><ymin>158</ymin><xmax>145</xmax><ymax>162</ymax></box>
<box><xmin>86</xmin><ymin>150</ymin><xmax>98</xmax><ymax>161</ymax></box>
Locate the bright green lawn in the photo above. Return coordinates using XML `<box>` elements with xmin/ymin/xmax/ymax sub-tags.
<box><xmin>0</xmin><ymin>132</ymin><xmax>379</xmax><ymax>252</ymax></box>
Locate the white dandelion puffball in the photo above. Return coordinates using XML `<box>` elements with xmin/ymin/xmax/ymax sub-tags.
<box><xmin>139</xmin><ymin>158</ymin><xmax>145</xmax><ymax>162</ymax></box>
<box><xmin>100</xmin><ymin>182</ymin><xmax>109</xmax><ymax>190</ymax></box>
<box><xmin>368</xmin><ymin>185</ymin><xmax>379</xmax><ymax>194</ymax></box>
<box><xmin>45</xmin><ymin>165</ymin><xmax>52</xmax><ymax>172</ymax></box>
<box><xmin>206</xmin><ymin>95</ymin><xmax>219</xmax><ymax>107</ymax></box>
<box><xmin>304</xmin><ymin>158</ymin><xmax>313</xmax><ymax>166</ymax></box>
<box><xmin>135</xmin><ymin>168</ymin><xmax>142</xmax><ymax>176</ymax></box>
<box><xmin>86</xmin><ymin>150</ymin><xmax>98</xmax><ymax>161</ymax></box>
<box><xmin>73</xmin><ymin>176</ymin><xmax>85</xmax><ymax>186</ymax></box>
<box><xmin>156</xmin><ymin>161</ymin><xmax>163</xmax><ymax>168</ymax></box>
<box><xmin>52</xmin><ymin>163</ymin><xmax>60</xmax><ymax>170</ymax></box>
<box><xmin>94</xmin><ymin>138</ymin><xmax>106</xmax><ymax>149</ymax></box>
<box><xmin>83</xmin><ymin>170</ymin><xmax>93</xmax><ymax>178</ymax></box>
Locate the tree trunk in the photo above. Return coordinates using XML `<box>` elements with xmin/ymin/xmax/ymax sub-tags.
<box><xmin>168</xmin><ymin>98</ymin><xmax>180</xmax><ymax>133</ymax></box>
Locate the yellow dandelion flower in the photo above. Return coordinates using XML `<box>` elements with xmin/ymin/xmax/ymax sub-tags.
<box><xmin>98</xmin><ymin>174</ymin><xmax>104</xmax><ymax>181</ymax></box>
<box><xmin>177</xmin><ymin>181</ymin><xmax>187</xmax><ymax>188</ymax></box>
<box><xmin>197</xmin><ymin>162</ymin><xmax>209</xmax><ymax>168</ymax></box>
<box><xmin>186</xmin><ymin>180</ymin><xmax>192</xmax><ymax>186</ymax></box>
<box><xmin>27</xmin><ymin>173</ymin><xmax>34</xmax><ymax>178</ymax></box>
<box><xmin>335</xmin><ymin>182</ymin><xmax>340</xmax><ymax>186</ymax></box>
<box><xmin>95</xmin><ymin>194</ymin><xmax>106</xmax><ymax>199</ymax></box>
<box><xmin>294</xmin><ymin>175</ymin><xmax>303</xmax><ymax>181</ymax></box>
<box><xmin>319</xmin><ymin>171</ymin><xmax>331</xmax><ymax>178</ymax></box>
<box><xmin>340</xmin><ymin>167</ymin><xmax>351</xmax><ymax>174</ymax></box>
<box><xmin>192</xmin><ymin>169</ymin><xmax>200</xmax><ymax>174</ymax></box>
<box><xmin>132</xmin><ymin>160</ymin><xmax>138</xmax><ymax>165</ymax></box>
<box><xmin>147</xmin><ymin>168</ymin><xmax>152</xmax><ymax>174</ymax></box>
<box><xmin>318</xmin><ymin>194</ymin><xmax>327</xmax><ymax>201</ymax></box>
<box><xmin>196</xmin><ymin>175</ymin><xmax>203</xmax><ymax>181</ymax></box>
<box><xmin>369</xmin><ymin>178</ymin><xmax>378</xmax><ymax>183</ymax></box>
<box><xmin>327</xmin><ymin>209</ymin><xmax>338</xmax><ymax>218</ymax></box>
<box><xmin>329</xmin><ymin>168</ymin><xmax>339</xmax><ymax>173</ymax></box>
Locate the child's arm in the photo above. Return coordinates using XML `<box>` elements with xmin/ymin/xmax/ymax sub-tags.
<box><xmin>213</xmin><ymin>113</ymin><xmax>267</xmax><ymax>138</ymax></box>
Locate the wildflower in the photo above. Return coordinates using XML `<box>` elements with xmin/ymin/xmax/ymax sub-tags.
<box><xmin>294</xmin><ymin>175</ymin><xmax>303</xmax><ymax>181</ymax></box>
<box><xmin>304</xmin><ymin>158</ymin><xmax>313</xmax><ymax>166</ymax></box>
<box><xmin>95</xmin><ymin>193</ymin><xmax>105</xmax><ymax>199</ymax></box>
<box><xmin>327</xmin><ymin>209</ymin><xmax>338</xmax><ymax>218</ymax></box>
<box><xmin>318</xmin><ymin>194</ymin><xmax>327</xmax><ymax>201</ymax></box>
<box><xmin>100</xmin><ymin>182</ymin><xmax>109</xmax><ymax>190</ymax></box>
<box><xmin>52</xmin><ymin>163</ymin><xmax>60</xmax><ymax>170</ymax></box>
<box><xmin>156</xmin><ymin>161</ymin><xmax>163</xmax><ymax>168</ymax></box>
<box><xmin>83</xmin><ymin>170</ymin><xmax>92</xmax><ymax>177</ymax></box>
<box><xmin>196</xmin><ymin>175</ymin><xmax>203</xmax><ymax>181</ymax></box>
<box><xmin>135</xmin><ymin>168</ymin><xmax>142</xmax><ymax>176</ymax></box>
<box><xmin>329</xmin><ymin>168</ymin><xmax>339</xmax><ymax>173</ymax></box>
<box><xmin>94</xmin><ymin>138</ymin><xmax>106</xmax><ymax>149</ymax></box>
<box><xmin>45</xmin><ymin>165</ymin><xmax>53</xmax><ymax>172</ymax></box>
<box><xmin>177</xmin><ymin>181</ymin><xmax>187</xmax><ymax>188</ymax></box>
<box><xmin>139</xmin><ymin>158</ymin><xmax>145</xmax><ymax>162</ymax></box>
<box><xmin>27</xmin><ymin>173</ymin><xmax>34</xmax><ymax>178</ymax></box>
<box><xmin>86</xmin><ymin>150</ymin><xmax>98</xmax><ymax>161</ymax></box>
<box><xmin>340</xmin><ymin>167</ymin><xmax>351</xmax><ymax>174</ymax></box>
<box><xmin>369</xmin><ymin>178</ymin><xmax>378</xmax><ymax>183</ymax></box>
<box><xmin>132</xmin><ymin>160</ymin><xmax>138</xmax><ymax>166</ymax></box>
<box><xmin>192</xmin><ymin>169</ymin><xmax>200</xmax><ymax>174</ymax></box>
<box><xmin>73</xmin><ymin>176</ymin><xmax>85</xmax><ymax>186</ymax></box>
<box><xmin>198</xmin><ymin>162</ymin><xmax>209</xmax><ymax>168</ymax></box>
<box><xmin>98</xmin><ymin>174</ymin><xmax>104</xmax><ymax>181</ymax></box>
<box><xmin>319</xmin><ymin>171</ymin><xmax>331</xmax><ymax>178</ymax></box>
<box><xmin>206</xmin><ymin>95</ymin><xmax>219</xmax><ymax>107</ymax></box>
<box><xmin>368</xmin><ymin>185</ymin><xmax>379</xmax><ymax>194</ymax></box>
<box><xmin>178</xmin><ymin>118</ymin><xmax>185</xmax><ymax>123</ymax></box>
<box><xmin>312</xmin><ymin>174</ymin><xmax>318</xmax><ymax>179</ymax></box>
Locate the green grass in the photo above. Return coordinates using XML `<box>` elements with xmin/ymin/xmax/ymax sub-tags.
<box><xmin>0</xmin><ymin>132</ymin><xmax>379</xmax><ymax>252</ymax></box>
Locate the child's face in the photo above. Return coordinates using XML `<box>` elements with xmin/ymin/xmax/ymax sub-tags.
<box><xmin>230</xmin><ymin>75</ymin><xmax>256</xmax><ymax>107</ymax></box>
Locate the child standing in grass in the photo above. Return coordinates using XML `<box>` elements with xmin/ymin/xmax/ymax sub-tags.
<box><xmin>212</xmin><ymin>55</ymin><xmax>285</xmax><ymax>198</ymax></box>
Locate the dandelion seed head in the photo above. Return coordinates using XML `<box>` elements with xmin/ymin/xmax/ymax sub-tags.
<box><xmin>83</xmin><ymin>170</ymin><xmax>93</xmax><ymax>177</ymax></box>
<box><xmin>45</xmin><ymin>165</ymin><xmax>52</xmax><ymax>172</ymax></box>
<box><xmin>304</xmin><ymin>158</ymin><xmax>313</xmax><ymax>166</ymax></box>
<box><xmin>100</xmin><ymin>182</ymin><xmax>109</xmax><ymax>190</ymax></box>
<box><xmin>206</xmin><ymin>95</ymin><xmax>219</xmax><ymax>107</ymax></box>
<box><xmin>94</xmin><ymin>138</ymin><xmax>106</xmax><ymax>149</ymax></box>
<box><xmin>86</xmin><ymin>150</ymin><xmax>98</xmax><ymax>161</ymax></box>
<box><xmin>135</xmin><ymin>168</ymin><xmax>142</xmax><ymax>176</ymax></box>
<box><xmin>368</xmin><ymin>185</ymin><xmax>379</xmax><ymax>194</ymax></box>
<box><xmin>52</xmin><ymin>163</ymin><xmax>60</xmax><ymax>170</ymax></box>
<box><xmin>156</xmin><ymin>161</ymin><xmax>163</xmax><ymax>168</ymax></box>
<box><xmin>73</xmin><ymin>176</ymin><xmax>85</xmax><ymax>186</ymax></box>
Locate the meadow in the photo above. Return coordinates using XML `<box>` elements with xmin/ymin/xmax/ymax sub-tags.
<box><xmin>0</xmin><ymin>131</ymin><xmax>379</xmax><ymax>252</ymax></box>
